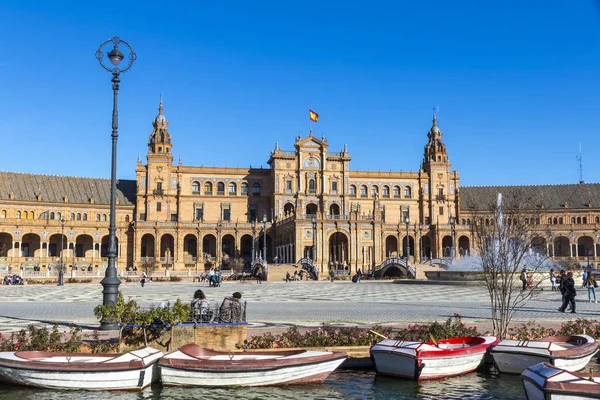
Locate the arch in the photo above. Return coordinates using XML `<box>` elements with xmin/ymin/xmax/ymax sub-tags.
<box><xmin>458</xmin><ymin>235</ymin><xmax>470</xmax><ymax>257</ymax></box>
<box><xmin>404</xmin><ymin>186</ymin><xmax>412</xmax><ymax>199</ymax></box>
<box><xmin>559</xmin><ymin>217</ymin><xmax>563</xmax><ymax>224</ymax></box>
<box><xmin>20</xmin><ymin>233</ymin><xmax>41</xmax><ymax>257</ymax></box>
<box><xmin>308</xmin><ymin>179</ymin><xmax>316</xmax><ymax>192</ymax></box>
<box><xmin>183</xmin><ymin>234</ymin><xmax>197</xmax><ymax>260</ymax></box>
<box><xmin>385</xmin><ymin>235</ymin><xmax>398</xmax><ymax>257</ymax></box>
<box><xmin>0</xmin><ymin>233</ymin><xmax>12</xmax><ymax>256</ymax></box>
<box><xmin>257</xmin><ymin>233</ymin><xmax>273</xmax><ymax>261</ymax></box>
<box><xmin>382</xmin><ymin>185</ymin><xmax>390</xmax><ymax>198</ymax></box>
<box><xmin>577</xmin><ymin>236</ymin><xmax>594</xmax><ymax>258</ymax></box>
<box><xmin>49</xmin><ymin>212</ymin><xmax>55</xmax><ymax>220</ymax></box>
<box><xmin>48</xmin><ymin>233</ymin><xmax>67</xmax><ymax>258</ymax></box>
<box><xmin>75</xmin><ymin>234</ymin><xmax>94</xmax><ymax>258</ymax></box>
<box><xmin>393</xmin><ymin>185</ymin><xmax>401</xmax><ymax>198</ymax></box>
<box><xmin>96</xmin><ymin>214</ymin><xmax>101</xmax><ymax>222</ymax></box>
<box><xmin>30</xmin><ymin>211</ymin><xmax>34</xmax><ymax>219</ymax></box>
<box><xmin>402</xmin><ymin>234</ymin><xmax>415</xmax><ymax>258</ymax></box>
<box><xmin>222</xmin><ymin>234</ymin><xmax>236</xmax><ymax>258</ymax></box>
<box><xmin>76</xmin><ymin>213</ymin><xmax>82</xmax><ymax>221</ymax></box>
<box><xmin>328</xmin><ymin>232</ymin><xmax>349</xmax><ymax>267</ymax></box>
<box><xmin>159</xmin><ymin>234</ymin><xmax>175</xmax><ymax>263</ymax></box>
<box><xmin>441</xmin><ymin>235</ymin><xmax>453</xmax><ymax>257</ymax></box>
<box><xmin>306</xmin><ymin>203</ymin><xmax>318</xmax><ymax>215</ymax></box>
<box><xmin>140</xmin><ymin>234</ymin><xmax>155</xmax><ymax>258</ymax></box>
<box><xmin>202</xmin><ymin>234</ymin><xmax>217</xmax><ymax>259</ymax></box>
<box><xmin>125</xmin><ymin>215</ymin><xmax>130</xmax><ymax>222</ymax></box>
<box><xmin>192</xmin><ymin>181</ymin><xmax>200</xmax><ymax>193</ymax></box>
<box><xmin>329</xmin><ymin>203</ymin><xmax>340</xmax><ymax>216</ymax></box>
<box><xmin>70</xmin><ymin>213</ymin><xmax>75</xmax><ymax>221</ymax></box>
<box><xmin>376</xmin><ymin>257</ymin><xmax>413</xmax><ymax>278</ymax></box>
<box><xmin>83</xmin><ymin>213</ymin><xmax>88</xmax><ymax>221</ymax></box>
<box><xmin>349</xmin><ymin>185</ymin><xmax>357</xmax><ymax>197</ymax></box>
<box><xmin>228</xmin><ymin>182</ymin><xmax>237</xmax><ymax>195</ymax></box>
<box><xmin>16</xmin><ymin>211</ymin><xmax>21</xmax><ymax>219</ymax></box>
<box><xmin>422</xmin><ymin>235</ymin><xmax>432</xmax><ymax>260</ymax></box>
<box><xmin>571</xmin><ymin>217</ymin><xmax>576</xmax><ymax>224</ymax></box>
<box><xmin>23</xmin><ymin>211</ymin><xmax>28</xmax><ymax>219</ymax></box>
<box><xmin>360</xmin><ymin>185</ymin><xmax>368</xmax><ymax>198</ymax></box>
<box><xmin>241</xmin><ymin>182</ymin><xmax>249</xmax><ymax>195</ymax></box>
<box><xmin>284</xmin><ymin>203</ymin><xmax>295</xmax><ymax>215</ymax></box>
<box><xmin>252</xmin><ymin>182</ymin><xmax>261</xmax><ymax>196</ymax></box>
<box><xmin>531</xmin><ymin>236</ymin><xmax>546</xmax><ymax>252</ymax></box>
<box><xmin>204</xmin><ymin>181</ymin><xmax>213</xmax><ymax>194</ymax></box>
<box><xmin>554</xmin><ymin>236</ymin><xmax>570</xmax><ymax>257</ymax></box>
<box><xmin>102</xmin><ymin>214</ymin><xmax>107</xmax><ymax>222</ymax></box>
<box><xmin>240</xmin><ymin>234</ymin><xmax>253</xmax><ymax>260</ymax></box>
<box><xmin>217</xmin><ymin>181</ymin><xmax>225</xmax><ymax>194</ymax></box>
<box><xmin>0</xmin><ymin>210</ymin><xmax>5</xmax><ymax>218</ymax></box>
<box><xmin>371</xmin><ymin>185</ymin><xmax>379</xmax><ymax>198</ymax></box>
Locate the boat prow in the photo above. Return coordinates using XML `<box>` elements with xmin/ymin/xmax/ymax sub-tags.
<box><xmin>521</xmin><ymin>362</ymin><xmax>600</xmax><ymax>400</ymax></box>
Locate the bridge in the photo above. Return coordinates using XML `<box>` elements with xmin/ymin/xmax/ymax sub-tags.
<box><xmin>425</xmin><ymin>258</ymin><xmax>453</xmax><ymax>269</ymax></box>
<box><xmin>375</xmin><ymin>257</ymin><xmax>416</xmax><ymax>279</ymax></box>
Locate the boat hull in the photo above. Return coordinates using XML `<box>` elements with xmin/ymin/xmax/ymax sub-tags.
<box><xmin>493</xmin><ymin>351</ymin><xmax>596</xmax><ymax>374</ymax></box>
<box><xmin>0</xmin><ymin>363</ymin><xmax>158</xmax><ymax>391</ymax></box>
<box><xmin>371</xmin><ymin>349</ymin><xmax>488</xmax><ymax>380</ymax></box>
<box><xmin>159</xmin><ymin>357</ymin><xmax>346</xmax><ymax>387</ymax></box>
<box><xmin>521</xmin><ymin>363</ymin><xmax>600</xmax><ymax>400</ymax></box>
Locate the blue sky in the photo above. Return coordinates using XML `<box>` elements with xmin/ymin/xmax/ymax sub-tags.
<box><xmin>1</xmin><ymin>0</ymin><xmax>599</xmax><ymax>186</ymax></box>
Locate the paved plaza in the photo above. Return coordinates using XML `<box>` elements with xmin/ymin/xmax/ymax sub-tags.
<box><xmin>1</xmin><ymin>281</ymin><xmax>599</xmax><ymax>333</ymax></box>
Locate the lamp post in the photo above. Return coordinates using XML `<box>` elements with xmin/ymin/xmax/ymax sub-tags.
<box><xmin>58</xmin><ymin>219</ymin><xmax>66</xmax><ymax>286</ymax></box>
<box><xmin>251</xmin><ymin>219</ymin><xmax>256</xmax><ymax>265</ymax></box>
<box><xmin>449</xmin><ymin>216</ymin><xmax>456</xmax><ymax>260</ymax></box>
<box><xmin>96</xmin><ymin>37</ymin><xmax>136</xmax><ymax>330</ymax></box>
<box><xmin>404</xmin><ymin>215</ymin><xmax>410</xmax><ymax>258</ymax></box>
<box><xmin>311</xmin><ymin>216</ymin><xmax>316</xmax><ymax>266</ymax></box>
<box><xmin>419</xmin><ymin>223</ymin><xmax>423</xmax><ymax>263</ymax></box>
<box><xmin>262</xmin><ymin>214</ymin><xmax>267</xmax><ymax>262</ymax></box>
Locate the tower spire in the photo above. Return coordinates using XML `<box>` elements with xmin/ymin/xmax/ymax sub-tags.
<box><xmin>432</xmin><ymin>106</ymin><xmax>437</xmax><ymax>126</ymax></box>
<box><xmin>159</xmin><ymin>93</ymin><xmax>163</xmax><ymax>115</ymax></box>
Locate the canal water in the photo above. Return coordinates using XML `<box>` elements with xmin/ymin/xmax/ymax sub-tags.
<box><xmin>0</xmin><ymin>369</ymin><xmax>525</xmax><ymax>399</ymax></box>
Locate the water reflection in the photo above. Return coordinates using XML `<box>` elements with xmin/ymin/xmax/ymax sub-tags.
<box><xmin>0</xmin><ymin>370</ymin><xmax>524</xmax><ymax>400</ymax></box>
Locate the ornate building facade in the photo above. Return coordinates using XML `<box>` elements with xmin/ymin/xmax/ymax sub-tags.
<box><xmin>1</xmin><ymin>101</ymin><xmax>599</xmax><ymax>276</ymax></box>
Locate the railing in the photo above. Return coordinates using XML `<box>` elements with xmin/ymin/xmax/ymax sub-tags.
<box><xmin>184</xmin><ymin>256</ymin><xmax>197</xmax><ymax>262</ymax></box>
<box><xmin>326</xmin><ymin>214</ymin><xmax>349</xmax><ymax>220</ymax></box>
<box><xmin>228</xmin><ymin>191</ymin><xmax>236</xmax><ymax>196</ymax></box>
<box><xmin>394</xmin><ymin>194</ymin><xmax>401</xmax><ymax>198</ymax></box>
<box><xmin>328</xmin><ymin>152</ymin><xmax>342</xmax><ymax>157</ymax></box>
<box><xmin>279</xmin><ymin>150</ymin><xmax>295</xmax><ymax>155</ymax></box>
<box><xmin>308</xmin><ymin>189</ymin><xmax>317</xmax><ymax>194</ymax></box>
<box><xmin>217</xmin><ymin>191</ymin><xmax>225</xmax><ymax>196</ymax></box>
<box><xmin>349</xmin><ymin>193</ymin><xmax>357</xmax><ymax>198</ymax></box>
<box><xmin>383</xmin><ymin>194</ymin><xmax>390</xmax><ymax>198</ymax></box>
<box><xmin>204</xmin><ymin>191</ymin><xmax>213</xmax><ymax>195</ymax></box>
<box><xmin>153</xmin><ymin>189</ymin><xmax>164</xmax><ymax>196</ymax></box>
<box><xmin>361</xmin><ymin>194</ymin><xmax>368</xmax><ymax>198</ymax></box>
<box><xmin>192</xmin><ymin>190</ymin><xmax>200</xmax><ymax>195</ymax></box>
<box><xmin>436</xmin><ymin>195</ymin><xmax>447</xmax><ymax>200</ymax></box>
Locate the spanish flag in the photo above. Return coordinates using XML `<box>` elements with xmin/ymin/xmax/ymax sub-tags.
<box><xmin>309</xmin><ymin>109</ymin><xmax>319</xmax><ymax>122</ymax></box>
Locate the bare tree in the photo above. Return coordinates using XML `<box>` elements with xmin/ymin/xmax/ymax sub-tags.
<box><xmin>466</xmin><ymin>189</ymin><xmax>551</xmax><ymax>338</ymax></box>
<box><xmin>141</xmin><ymin>259</ymin><xmax>157</xmax><ymax>275</ymax></box>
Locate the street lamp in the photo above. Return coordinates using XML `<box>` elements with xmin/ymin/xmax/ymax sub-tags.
<box><xmin>419</xmin><ymin>223</ymin><xmax>424</xmax><ymax>263</ymax></box>
<box><xmin>96</xmin><ymin>37</ymin><xmax>136</xmax><ymax>330</ymax></box>
<box><xmin>262</xmin><ymin>214</ymin><xmax>267</xmax><ymax>262</ymax></box>
<box><xmin>449</xmin><ymin>216</ymin><xmax>456</xmax><ymax>260</ymax></box>
<box><xmin>58</xmin><ymin>219</ymin><xmax>66</xmax><ymax>286</ymax></box>
<box><xmin>404</xmin><ymin>214</ymin><xmax>410</xmax><ymax>263</ymax></box>
<box><xmin>251</xmin><ymin>219</ymin><xmax>256</xmax><ymax>265</ymax></box>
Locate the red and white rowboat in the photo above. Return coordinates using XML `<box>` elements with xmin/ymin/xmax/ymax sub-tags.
<box><xmin>490</xmin><ymin>335</ymin><xmax>598</xmax><ymax>374</ymax></box>
<box><xmin>520</xmin><ymin>362</ymin><xmax>600</xmax><ymax>400</ymax></box>
<box><xmin>0</xmin><ymin>346</ymin><xmax>164</xmax><ymax>390</ymax></box>
<box><xmin>370</xmin><ymin>336</ymin><xmax>499</xmax><ymax>380</ymax></box>
<box><xmin>158</xmin><ymin>344</ymin><xmax>347</xmax><ymax>387</ymax></box>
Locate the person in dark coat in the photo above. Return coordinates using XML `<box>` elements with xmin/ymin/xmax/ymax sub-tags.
<box><xmin>558</xmin><ymin>271</ymin><xmax>577</xmax><ymax>313</ymax></box>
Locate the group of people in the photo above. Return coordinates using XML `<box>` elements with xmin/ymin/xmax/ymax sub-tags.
<box><xmin>2</xmin><ymin>274</ymin><xmax>24</xmax><ymax>285</ymax></box>
<box><xmin>549</xmin><ymin>268</ymin><xmax>598</xmax><ymax>314</ymax></box>
<box><xmin>190</xmin><ymin>289</ymin><xmax>244</xmax><ymax>323</ymax></box>
<box><xmin>284</xmin><ymin>270</ymin><xmax>304</xmax><ymax>282</ymax></box>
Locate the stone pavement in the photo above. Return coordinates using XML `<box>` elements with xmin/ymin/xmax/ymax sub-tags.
<box><xmin>1</xmin><ymin>280</ymin><xmax>599</xmax><ymax>334</ymax></box>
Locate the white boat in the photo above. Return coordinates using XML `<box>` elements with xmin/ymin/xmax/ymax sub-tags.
<box><xmin>0</xmin><ymin>346</ymin><xmax>164</xmax><ymax>390</ymax></box>
<box><xmin>521</xmin><ymin>362</ymin><xmax>600</xmax><ymax>400</ymax></box>
<box><xmin>158</xmin><ymin>344</ymin><xmax>347</xmax><ymax>387</ymax></box>
<box><xmin>370</xmin><ymin>336</ymin><xmax>498</xmax><ymax>380</ymax></box>
<box><xmin>490</xmin><ymin>335</ymin><xmax>598</xmax><ymax>374</ymax></box>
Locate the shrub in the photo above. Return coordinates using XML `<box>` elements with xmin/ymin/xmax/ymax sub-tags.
<box><xmin>0</xmin><ymin>324</ymin><xmax>84</xmax><ymax>352</ymax></box>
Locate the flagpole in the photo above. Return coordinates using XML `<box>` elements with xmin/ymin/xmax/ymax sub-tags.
<box><xmin>309</xmin><ymin>108</ymin><xmax>311</xmax><ymax>135</ymax></box>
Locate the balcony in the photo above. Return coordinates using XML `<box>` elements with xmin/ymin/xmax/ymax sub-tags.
<box><xmin>192</xmin><ymin>190</ymin><xmax>200</xmax><ymax>195</ymax></box>
<box><xmin>153</xmin><ymin>189</ymin><xmax>164</xmax><ymax>196</ymax></box>
<box><xmin>228</xmin><ymin>191</ymin><xmax>236</xmax><ymax>196</ymax></box>
<box><xmin>204</xmin><ymin>191</ymin><xmax>213</xmax><ymax>196</ymax></box>
<box><xmin>217</xmin><ymin>191</ymin><xmax>225</xmax><ymax>196</ymax></box>
<box><xmin>308</xmin><ymin>189</ymin><xmax>317</xmax><ymax>195</ymax></box>
<box><xmin>436</xmin><ymin>195</ymin><xmax>447</xmax><ymax>201</ymax></box>
<box><xmin>349</xmin><ymin>193</ymin><xmax>357</xmax><ymax>198</ymax></box>
<box><xmin>394</xmin><ymin>194</ymin><xmax>401</xmax><ymax>198</ymax></box>
<box><xmin>361</xmin><ymin>194</ymin><xmax>368</xmax><ymax>198</ymax></box>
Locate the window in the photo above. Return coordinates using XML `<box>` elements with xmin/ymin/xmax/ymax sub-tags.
<box><xmin>0</xmin><ymin>210</ymin><xmax>5</xmax><ymax>219</ymax></box>
<box><xmin>583</xmin><ymin>217</ymin><xmax>588</xmax><ymax>224</ymax></box>
<box><xmin>371</xmin><ymin>186</ymin><xmax>378</xmax><ymax>198</ymax></box>
<box><xmin>331</xmin><ymin>181</ymin><xmax>338</xmax><ymax>193</ymax></box>
<box><xmin>576</xmin><ymin>217</ymin><xmax>581</xmax><ymax>224</ymax></box>
<box><xmin>96</xmin><ymin>214</ymin><xmax>101</xmax><ymax>221</ymax></box>
<box><xmin>393</xmin><ymin>186</ymin><xmax>401</xmax><ymax>198</ymax></box>
<box><xmin>548</xmin><ymin>217</ymin><xmax>552</xmax><ymax>224</ymax></box>
<box><xmin>125</xmin><ymin>215</ymin><xmax>130</xmax><ymax>222</ymax></box>
<box><xmin>439</xmin><ymin>206</ymin><xmax>444</xmax><ymax>216</ymax></box>
<box><xmin>438</xmin><ymin>188</ymin><xmax>444</xmax><ymax>199</ymax></box>
<box><xmin>228</xmin><ymin>182</ymin><xmax>237</xmax><ymax>195</ymax></box>
<box><xmin>192</xmin><ymin>181</ymin><xmax>200</xmax><ymax>194</ymax></box>
<box><xmin>23</xmin><ymin>211</ymin><xmax>28</xmax><ymax>219</ymax></box>
<box><xmin>83</xmin><ymin>213</ymin><xmax>88</xmax><ymax>221</ymax></box>
<box><xmin>559</xmin><ymin>217</ymin><xmax>563</xmax><ymax>224</ymax></box>
<box><xmin>195</xmin><ymin>207</ymin><xmax>204</xmax><ymax>221</ymax></box>
<box><xmin>382</xmin><ymin>186</ymin><xmax>390</xmax><ymax>198</ymax></box>
<box><xmin>360</xmin><ymin>185</ymin><xmax>368</xmax><ymax>198</ymax></box>
<box><xmin>140</xmin><ymin>213</ymin><xmax>146</xmax><ymax>221</ymax></box>
<box><xmin>249</xmin><ymin>207</ymin><xmax>257</xmax><ymax>222</ymax></box>
<box><xmin>223</xmin><ymin>204</ymin><xmax>231</xmax><ymax>221</ymax></box>
<box><xmin>349</xmin><ymin>185</ymin><xmax>357</xmax><ymax>197</ymax></box>
<box><xmin>70</xmin><ymin>213</ymin><xmax>75</xmax><ymax>221</ymax></box>
<box><xmin>16</xmin><ymin>211</ymin><xmax>21</xmax><ymax>219</ymax></box>
<box><xmin>308</xmin><ymin>179</ymin><xmax>316</xmax><ymax>193</ymax></box>
<box><xmin>285</xmin><ymin>180</ymin><xmax>293</xmax><ymax>193</ymax></box>
<box><xmin>204</xmin><ymin>182</ymin><xmax>213</xmax><ymax>195</ymax></box>
<box><xmin>571</xmin><ymin>217</ymin><xmax>576</xmax><ymax>224</ymax></box>
<box><xmin>157</xmin><ymin>202</ymin><xmax>162</xmax><ymax>212</ymax></box>
<box><xmin>156</xmin><ymin>182</ymin><xmax>163</xmax><ymax>193</ymax></box>
<box><xmin>597</xmin><ymin>216</ymin><xmax>600</xmax><ymax>224</ymax></box>
<box><xmin>404</xmin><ymin>186</ymin><xmax>412</xmax><ymax>199</ymax></box>
<box><xmin>241</xmin><ymin>182</ymin><xmax>249</xmax><ymax>195</ymax></box>
<box><xmin>252</xmin><ymin>183</ymin><xmax>261</xmax><ymax>196</ymax></box>
<box><xmin>31</xmin><ymin>211</ymin><xmax>35</xmax><ymax>219</ymax></box>
<box><xmin>171</xmin><ymin>214</ymin><xmax>178</xmax><ymax>222</ymax></box>
<box><xmin>217</xmin><ymin>182</ymin><xmax>225</xmax><ymax>195</ymax></box>
<box><xmin>50</xmin><ymin>212</ymin><xmax>55</xmax><ymax>220</ymax></box>
<box><xmin>77</xmin><ymin>213</ymin><xmax>81</xmax><ymax>221</ymax></box>
<box><xmin>103</xmin><ymin>214</ymin><xmax>107</xmax><ymax>221</ymax></box>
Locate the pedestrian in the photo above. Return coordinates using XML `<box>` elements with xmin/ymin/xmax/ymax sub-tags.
<box><xmin>285</xmin><ymin>271</ymin><xmax>291</xmax><ymax>283</ymax></box>
<box><xmin>293</xmin><ymin>270</ymin><xmax>298</xmax><ymax>281</ymax></box>
<box><xmin>520</xmin><ymin>267</ymin><xmax>528</xmax><ymax>291</ymax></box>
<box><xmin>558</xmin><ymin>271</ymin><xmax>577</xmax><ymax>313</ymax></box>
<box><xmin>549</xmin><ymin>269</ymin><xmax>556</xmax><ymax>291</ymax></box>
<box><xmin>582</xmin><ymin>269</ymin><xmax>588</xmax><ymax>288</ymax></box>
<box><xmin>357</xmin><ymin>268</ymin><xmax>362</xmax><ymax>283</ymax></box>
<box><xmin>329</xmin><ymin>269</ymin><xmax>335</xmax><ymax>282</ymax></box>
<box><xmin>558</xmin><ymin>269</ymin><xmax>568</xmax><ymax>309</ymax></box>
<box><xmin>586</xmin><ymin>274</ymin><xmax>598</xmax><ymax>303</ymax></box>
<box><xmin>255</xmin><ymin>267</ymin><xmax>262</xmax><ymax>284</ymax></box>
<box><xmin>140</xmin><ymin>271</ymin><xmax>147</xmax><ymax>288</ymax></box>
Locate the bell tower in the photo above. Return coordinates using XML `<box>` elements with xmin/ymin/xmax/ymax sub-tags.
<box><xmin>147</xmin><ymin>94</ymin><xmax>173</xmax><ymax>163</ymax></box>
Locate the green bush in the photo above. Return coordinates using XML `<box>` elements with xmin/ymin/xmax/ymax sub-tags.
<box><xmin>0</xmin><ymin>324</ymin><xmax>83</xmax><ymax>352</ymax></box>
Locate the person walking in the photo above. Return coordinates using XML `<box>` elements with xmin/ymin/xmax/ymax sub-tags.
<box><xmin>140</xmin><ymin>271</ymin><xmax>147</xmax><ymax>288</ymax></box>
<box><xmin>356</xmin><ymin>268</ymin><xmax>362</xmax><ymax>283</ymax></box>
<box><xmin>549</xmin><ymin>269</ymin><xmax>557</xmax><ymax>291</ymax></box>
<box><xmin>582</xmin><ymin>269</ymin><xmax>588</xmax><ymax>289</ymax></box>
<box><xmin>329</xmin><ymin>269</ymin><xmax>335</xmax><ymax>282</ymax></box>
<box><xmin>520</xmin><ymin>267</ymin><xmax>528</xmax><ymax>291</ymax></box>
<box><xmin>586</xmin><ymin>274</ymin><xmax>597</xmax><ymax>303</ymax></box>
<box><xmin>558</xmin><ymin>271</ymin><xmax>577</xmax><ymax>313</ymax></box>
